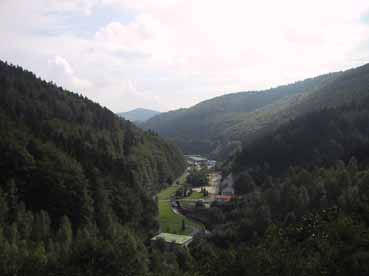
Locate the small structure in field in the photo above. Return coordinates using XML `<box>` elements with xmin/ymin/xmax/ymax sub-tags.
<box><xmin>151</xmin><ymin>233</ymin><xmax>193</xmax><ymax>247</ymax></box>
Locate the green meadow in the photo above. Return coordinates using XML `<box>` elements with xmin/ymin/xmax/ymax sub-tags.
<box><xmin>157</xmin><ymin>174</ymin><xmax>201</xmax><ymax>235</ymax></box>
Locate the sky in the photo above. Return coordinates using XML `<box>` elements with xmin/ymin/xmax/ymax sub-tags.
<box><xmin>1</xmin><ymin>0</ymin><xmax>369</xmax><ymax>112</ymax></box>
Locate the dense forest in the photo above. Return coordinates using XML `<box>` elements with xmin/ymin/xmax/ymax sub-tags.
<box><xmin>232</xmin><ymin>97</ymin><xmax>369</xmax><ymax>179</ymax></box>
<box><xmin>144</xmin><ymin>63</ymin><xmax>369</xmax><ymax>160</ymax></box>
<box><xmin>185</xmin><ymin>163</ymin><xmax>369</xmax><ymax>275</ymax></box>
<box><xmin>2</xmin><ymin>59</ymin><xmax>369</xmax><ymax>275</ymax></box>
<box><xmin>151</xmin><ymin>89</ymin><xmax>369</xmax><ymax>275</ymax></box>
<box><xmin>0</xmin><ymin>60</ymin><xmax>186</xmax><ymax>275</ymax></box>
<box><xmin>142</xmin><ymin>73</ymin><xmax>339</xmax><ymax>157</ymax></box>
<box><xmin>180</xmin><ymin>90</ymin><xmax>369</xmax><ymax>275</ymax></box>
<box><xmin>165</xmin><ymin>89</ymin><xmax>369</xmax><ymax>275</ymax></box>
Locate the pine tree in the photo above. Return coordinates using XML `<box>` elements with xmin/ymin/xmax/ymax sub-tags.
<box><xmin>32</xmin><ymin>210</ymin><xmax>51</xmax><ymax>242</ymax></box>
<box><xmin>95</xmin><ymin>183</ymin><xmax>114</xmax><ymax>238</ymax></box>
<box><xmin>57</xmin><ymin>216</ymin><xmax>73</xmax><ymax>253</ymax></box>
<box><xmin>0</xmin><ymin>188</ymin><xmax>8</xmax><ymax>225</ymax></box>
<box><xmin>181</xmin><ymin>219</ymin><xmax>186</xmax><ymax>231</ymax></box>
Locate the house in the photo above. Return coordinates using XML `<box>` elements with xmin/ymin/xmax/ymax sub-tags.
<box><xmin>215</xmin><ymin>195</ymin><xmax>233</xmax><ymax>202</ymax></box>
<box><xmin>151</xmin><ymin>233</ymin><xmax>193</xmax><ymax>247</ymax></box>
<box><xmin>221</xmin><ymin>185</ymin><xmax>234</xmax><ymax>196</ymax></box>
<box><xmin>185</xmin><ymin>155</ymin><xmax>208</xmax><ymax>165</ymax></box>
<box><xmin>207</xmin><ymin>160</ymin><xmax>216</xmax><ymax>169</ymax></box>
<box><xmin>220</xmin><ymin>174</ymin><xmax>235</xmax><ymax>196</ymax></box>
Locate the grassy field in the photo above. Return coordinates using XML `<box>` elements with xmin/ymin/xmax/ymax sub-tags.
<box><xmin>157</xmin><ymin>185</ymin><xmax>180</xmax><ymax>200</ymax></box>
<box><xmin>157</xmin><ymin>174</ymin><xmax>202</xmax><ymax>235</ymax></box>
<box><xmin>177</xmin><ymin>191</ymin><xmax>205</xmax><ymax>209</ymax></box>
<box><xmin>187</xmin><ymin>191</ymin><xmax>204</xmax><ymax>200</ymax></box>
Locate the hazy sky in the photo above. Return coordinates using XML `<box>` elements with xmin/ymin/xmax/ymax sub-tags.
<box><xmin>1</xmin><ymin>0</ymin><xmax>369</xmax><ymax>112</ymax></box>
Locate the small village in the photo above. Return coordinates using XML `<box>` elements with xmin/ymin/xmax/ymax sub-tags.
<box><xmin>151</xmin><ymin>155</ymin><xmax>235</xmax><ymax>247</ymax></box>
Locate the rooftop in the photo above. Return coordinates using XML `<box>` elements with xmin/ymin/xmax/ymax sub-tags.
<box><xmin>151</xmin><ymin>233</ymin><xmax>193</xmax><ymax>245</ymax></box>
<box><xmin>186</xmin><ymin>155</ymin><xmax>207</xmax><ymax>162</ymax></box>
<box><xmin>215</xmin><ymin>195</ymin><xmax>234</xmax><ymax>202</ymax></box>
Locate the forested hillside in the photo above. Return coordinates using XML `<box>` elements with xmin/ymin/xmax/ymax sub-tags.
<box><xmin>225</xmin><ymin>62</ymin><xmax>369</xmax><ymax>149</ymax></box>
<box><xmin>142</xmin><ymin>82</ymin><xmax>369</xmax><ymax>275</ymax></box>
<box><xmin>143</xmin><ymin>73</ymin><xmax>339</xmax><ymax>157</ymax></box>
<box><xmin>187</xmin><ymin>165</ymin><xmax>369</xmax><ymax>275</ymax></box>
<box><xmin>178</xmin><ymin>92</ymin><xmax>369</xmax><ymax>275</ymax></box>
<box><xmin>0</xmin><ymin>61</ymin><xmax>186</xmax><ymax>275</ymax></box>
<box><xmin>144</xmin><ymin>63</ymin><xmax>369</xmax><ymax>160</ymax></box>
<box><xmin>232</xmin><ymin>97</ymin><xmax>369</xmax><ymax>179</ymax></box>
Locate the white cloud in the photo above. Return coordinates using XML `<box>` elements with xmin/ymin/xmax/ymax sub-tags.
<box><xmin>94</xmin><ymin>19</ymin><xmax>152</xmax><ymax>52</ymax></box>
<box><xmin>1</xmin><ymin>0</ymin><xmax>369</xmax><ymax>112</ymax></box>
<box><xmin>47</xmin><ymin>56</ymin><xmax>92</xmax><ymax>91</ymax></box>
<box><xmin>50</xmin><ymin>56</ymin><xmax>75</xmax><ymax>75</ymax></box>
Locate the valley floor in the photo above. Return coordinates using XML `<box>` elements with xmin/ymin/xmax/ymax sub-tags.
<box><xmin>157</xmin><ymin>173</ymin><xmax>201</xmax><ymax>235</ymax></box>
<box><xmin>156</xmin><ymin>171</ymin><xmax>222</xmax><ymax>235</ymax></box>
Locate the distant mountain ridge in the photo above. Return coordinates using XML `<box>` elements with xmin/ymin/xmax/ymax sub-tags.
<box><xmin>118</xmin><ymin>108</ymin><xmax>160</xmax><ymax>122</ymax></box>
<box><xmin>142</xmin><ymin>72</ymin><xmax>340</xmax><ymax>158</ymax></box>
<box><xmin>143</xmin><ymin>62</ymin><xmax>369</xmax><ymax>160</ymax></box>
